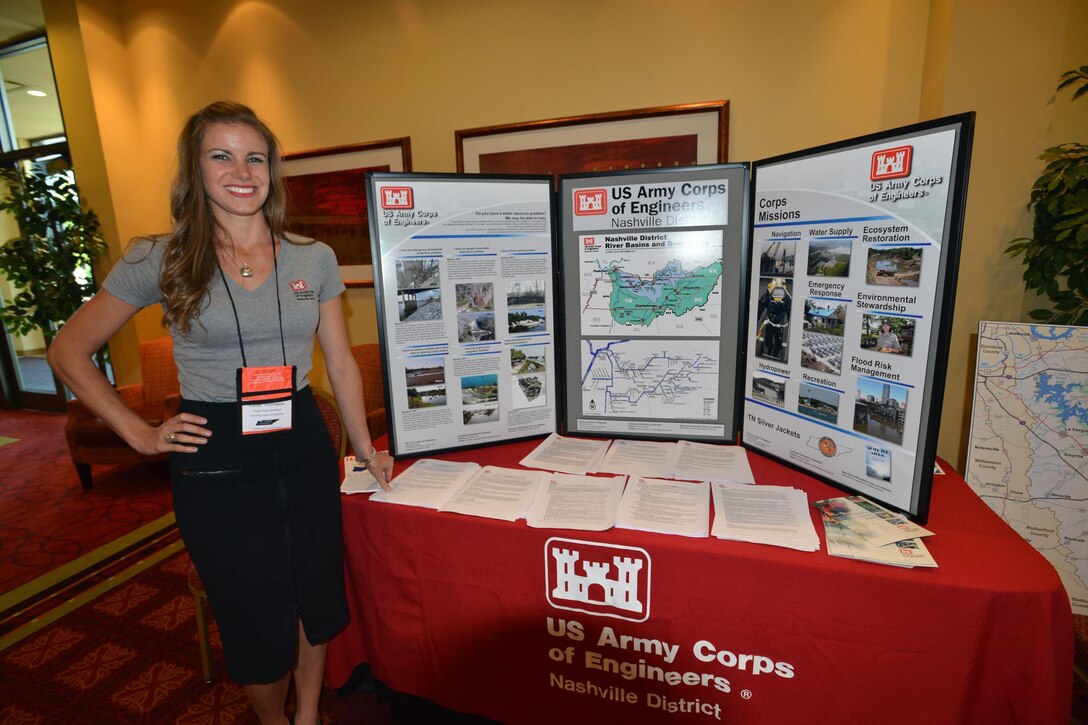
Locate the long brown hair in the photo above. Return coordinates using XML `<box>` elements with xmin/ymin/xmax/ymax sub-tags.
<box><xmin>158</xmin><ymin>101</ymin><xmax>289</xmax><ymax>334</ymax></box>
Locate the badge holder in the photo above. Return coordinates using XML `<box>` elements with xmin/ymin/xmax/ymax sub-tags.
<box><xmin>238</xmin><ymin>365</ymin><xmax>296</xmax><ymax>435</ymax></box>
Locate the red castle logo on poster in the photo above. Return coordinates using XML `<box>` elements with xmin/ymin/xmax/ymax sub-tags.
<box><xmin>574</xmin><ymin>189</ymin><xmax>607</xmax><ymax>216</ymax></box>
<box><xmin>583</xmin><ymin>236</ymin><xmax>597</xmax><ymax>248</ymax></box>
<box><xmin>545</xmin><ymin>537</ymin><xmax>651</xmax><ymax>622</ymax></box>
<box><xmin>871</xmin><ymin>145</ymin><xmax>913</xmax><ymax>180</ymax></box>
<box><xmin>381</xmin><ymin>186</ymin><xmax>414</xmax><ymax>209</ymax></box>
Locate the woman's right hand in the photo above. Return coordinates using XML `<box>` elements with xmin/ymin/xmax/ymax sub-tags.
<box><xmin>131</xmin><ymin>413</ymin><xmax>212</xmax><ymax>454</ymax></box>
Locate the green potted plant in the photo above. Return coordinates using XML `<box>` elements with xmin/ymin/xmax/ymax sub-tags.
<box><xmin>0</xmin><ymin>165</ymin><xmax>108</xmax><ymax>368</ymax></box>
<box><xmin>1005</xmin><ymin>66</ymin><xmax>1088</xmax><ymax>326</ymax></box>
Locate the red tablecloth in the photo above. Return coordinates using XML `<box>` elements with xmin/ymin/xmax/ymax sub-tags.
<box><xmin>328</xmin><ymin>439</ymin><xmax>1071</xmax><ymax>724</ymax></box>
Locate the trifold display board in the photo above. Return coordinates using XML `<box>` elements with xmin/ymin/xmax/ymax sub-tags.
<box><xmin>741</xmin><ymin>114</ymin><xmax>974</xmax><ymax>522</ymax></box>
<box><xmin>367</xmin><ymin>113</ymin><xmax>973</xmax><ymax>522</ymax></box>
<box><xmin>367</xmin><ymin>174</ymin><xmax>557</xmax><ymax>457</ymax></box>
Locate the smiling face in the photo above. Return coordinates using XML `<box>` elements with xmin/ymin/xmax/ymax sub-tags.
<box><xmin>199</xmin><ymin>122</ymin><xmax>270</xmax><ymax>224</ymax></box>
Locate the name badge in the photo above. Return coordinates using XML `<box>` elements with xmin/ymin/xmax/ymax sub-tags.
<box><xmin>237</xmin><ymin>365</ymin><xmax>296</xmax><ymax>435</ymax></box>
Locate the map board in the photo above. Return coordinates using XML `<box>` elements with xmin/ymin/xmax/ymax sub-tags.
<box><xmin>966</xmin><ymin>321</ymin><xmax>1088</xmax><ymax>614</ymax></box>
<box><xmin>367</xmin><ymin>173</ymin><xmax>557</xmax><ymax>458</ymax></box>
<box><xmin>740</xmin><ymin>114</ymin><xmax>975</xmax><ymax>522</ymax></box>
<box><xmin>558</xmin><ymin>165</ymin><xmax>749</xmax><ymax>442</ymax></box>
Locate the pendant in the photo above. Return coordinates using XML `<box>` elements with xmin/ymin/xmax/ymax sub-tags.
<box><xmin>240</xmin><ymin>265</ymin><xmax>254</xmax><ymax>278</ymax></box>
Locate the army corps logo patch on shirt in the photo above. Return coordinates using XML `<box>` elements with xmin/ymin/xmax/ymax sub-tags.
<box><xmin>290</xmin><ymin>279</ymin><xmax>316</xmax><ymax>301</ymax></box>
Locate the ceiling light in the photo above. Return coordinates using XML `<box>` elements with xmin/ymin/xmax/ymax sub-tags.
<box><xmin>26</xmin><ymin>90</ymin><xmax>47</xmax><ymax>97</ymax></box>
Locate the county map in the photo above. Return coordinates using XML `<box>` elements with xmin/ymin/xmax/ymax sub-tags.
<box><xmin>966</xmin><ymin>322</ymin><xmax>1088</xmax><ymax>613</ymax></box>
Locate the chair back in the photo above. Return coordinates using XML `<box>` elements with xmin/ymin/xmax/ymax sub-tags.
<box><xmin>139</xmin><ymin>337</ymin><xmax>180</xmax><ymax>408</ymax></box>
<box><xmin>350</xmin><ymin>343</ymin><xmax>386</xmax><ymax>413</ymax></box>
<box><xmin>350</xmin><ymin>343</ymin><xmax>388</xmax><ymax>439</ymax></box>
<box><xmin>312</xmin><ymin>386</ymin><xmax>347</xmax><ymax>458</ymax></box>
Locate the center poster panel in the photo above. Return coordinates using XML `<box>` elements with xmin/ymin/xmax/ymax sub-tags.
<box><xmin>368</xmin><ymin>174</ymin><xmax>556</xmax><ymax>457</ymax></box>
<box><xmin>559</xmin><ymin>165</ymin><xmax>749</xmax><ymax>442</ymax></box>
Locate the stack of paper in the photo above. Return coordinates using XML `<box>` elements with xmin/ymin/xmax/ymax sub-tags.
<box><xmin>593</xmin><ymin>438</ymin><xmax>756</xmax><ymax>483</ymax></box>
<box><xmin>596</xmin><ymin>439</ymin><xmax>680</xmax><ymax>479</ymax></box>
<box><xmin>616</xmin><ymin>477</ymin><xmax>709</xmax><ymax>538</ymax></box>
<box><xmin>673</xmin><ymin>440</ymin><xmax>755</xmax><ymax>483</ymax></box>
<box><xmin>370</xmin><ymin>459</ymin><xmax>481</xmax><ymax>509</ymax></box>
<box><xmin>370</xmin><ymin>459</ymin><xmax>547</xmax><ymax>522</ymax></box>
<box><xmin>710</xmin><ymin>482</ymin><xmax>820</xmax><ymax>551</ymax></box>
<box><xmin>519</xmin><ymin>433</ymin><xmax>612</xmax><ymax>475</ymax></box>
<box><xmin>815</xmin><ymin>495</ymin><xmax>937</xmax><ymax>568</ymax></box>
<box><xmin>524</xmin><ymin>473</ymin><xmax>626</xmax><ymax>531</ymax></box>
<box><xmin>439</xmin><ymin>466</ymin><xmax>545</xmax><ymax>522</ymax></box>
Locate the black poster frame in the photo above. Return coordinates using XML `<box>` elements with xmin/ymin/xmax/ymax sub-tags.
<box><xmin>740</xmin><ymin>113</ymin><xmax>975</xmax><ymax>523</ymax></box>
<box><xmin>555</xmin><ymin>164</ymin><xmax>750</xmax><ymax>444</ymax></box>
<box><xmin>366</xmin><ymin>171</ymin><xmax>560</xmax><ymax>459</ymax></box>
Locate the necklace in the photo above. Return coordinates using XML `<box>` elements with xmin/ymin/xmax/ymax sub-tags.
<box><xmin>223</xmin><ymin>239</ymin><xmax>254</xmax><ymax>278</ymax></box>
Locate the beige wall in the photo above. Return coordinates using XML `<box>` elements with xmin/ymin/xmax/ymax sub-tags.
<box><xmin>917</xmin><ymin>0</ymin><xmax>1088</xmax><ymax>467</ymax></box>
<box><xmin>41</xmin><ymin>0</ymin><xmax>1088</xmax><ymax>467</ymax></box>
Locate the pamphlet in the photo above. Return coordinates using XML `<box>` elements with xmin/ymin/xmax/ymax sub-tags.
<box><xmin>615</xmin><ymin>477</ymin><xmax>709</xmax><ymax>538</ymax></box>
<box><xmin>813</xmin><ymin>495</ymin><xmax>933</xmax><ymax>547</ymax></box>
<box><xmin>524</xmin><ymin>473</ymin><xmax>626</xmax><ymax>531</ymax></box>
<box><xmin>823</xmin><ymin>519</ymin><xmax>938</xmax><ymax>568</ymax></box>
<box><xmin>341</xmin><ymin>455</ymin><xmax>382</xmax><ymax>494</ymax></box>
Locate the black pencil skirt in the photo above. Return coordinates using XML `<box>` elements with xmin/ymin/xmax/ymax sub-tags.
<box><xmin>170</xmin><ymin>387</ymin><xmax>348</xmax><ymax>684</ymax></box>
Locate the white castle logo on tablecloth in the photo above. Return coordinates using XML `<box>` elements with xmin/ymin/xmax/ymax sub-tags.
<box><xmin>551</xmin><ymin>547</ymin><xmax>644</xmax><ymax>612</ymax></box>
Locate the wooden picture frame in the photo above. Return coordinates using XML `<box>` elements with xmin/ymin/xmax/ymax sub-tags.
<box><xmin>455</xmin><ymin>101</ymin><xmax>728</xmax><ymax>179</ymax></box>
<box><xmin>282</xmin><ymin>138</ymin><xmax>412</xmax><ymax>287</ymax></box>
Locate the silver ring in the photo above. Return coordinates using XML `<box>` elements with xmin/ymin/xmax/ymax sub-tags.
<box><xmin>164</xmin><ymin>431</ymin><xmax>177</xmax><ymax>443</ymax></box>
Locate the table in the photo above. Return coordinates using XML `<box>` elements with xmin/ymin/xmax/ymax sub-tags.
<box><xmin>327</xmin><ymin>439</ymin><xmax>1072</xmax><ymax>724</ymax></box>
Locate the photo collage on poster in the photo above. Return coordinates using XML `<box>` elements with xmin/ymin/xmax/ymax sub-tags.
<box><xmin>742</xmin><ymin>120</ymin><xmax>969</xmax><ymax>516</ymax></box>
<box><xmin>369</xmin><ymin>175</ymin><xmax>556</xmax><ymax>456</ymax></box>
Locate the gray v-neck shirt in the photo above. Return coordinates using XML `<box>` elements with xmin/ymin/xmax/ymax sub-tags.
<box><xmin>103</xmin><ymin>236</ymin><xmax>345</xmax><ymax>402</ymax></box>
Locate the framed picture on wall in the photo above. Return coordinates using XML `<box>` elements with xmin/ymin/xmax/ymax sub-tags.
<box><xmin>455</xmin><ymin>101</ymin><xmax>728</xmax><ymax>181</ymax></box>
<box><xmin>282</xmin><ymin>138</ymin><xmax>412</xmax><ymax>287</ymax></box>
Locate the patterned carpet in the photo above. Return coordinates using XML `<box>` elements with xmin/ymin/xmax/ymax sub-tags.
<box><xmin>0</xmin><ymin>547</ymin><xmax>397</xmax><ymax>724</ymax></box>
<box><xmin>0</xmin><ymin>408</ymin><xmax>487</xmax><ymax>724</ymax></box>
<box><xmin>0</xmin><ymin>409</ymin><xmax>175</xmax><ymax>593</ymax></box>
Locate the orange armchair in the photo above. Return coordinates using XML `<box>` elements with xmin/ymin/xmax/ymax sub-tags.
<box><xmin>65</xmin><ymin>336</ymin><xmax>180</xmax><ymax>489</ymax></box>
<box><xmin>349</xmin><ymin>343</ymin><xmax>388</xmax><ymax>445</ymax></box>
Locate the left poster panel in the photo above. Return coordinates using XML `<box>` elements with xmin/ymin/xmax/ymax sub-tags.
<box><xmin>367</xmin><ymin>173</ymin><xmax>557</xmax><ymax>457</ymax></box>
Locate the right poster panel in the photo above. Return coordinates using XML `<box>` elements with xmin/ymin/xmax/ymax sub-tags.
<box><xmin>742</xmin><ymin>114</ymin><xmax>974</xmax><ymax>522</ymax></box>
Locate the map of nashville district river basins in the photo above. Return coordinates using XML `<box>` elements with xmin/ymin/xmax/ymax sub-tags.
<box><xmin>580</xmin><ymin>248</ymin><xmax>724</xmax><ymax>420</ymax></box>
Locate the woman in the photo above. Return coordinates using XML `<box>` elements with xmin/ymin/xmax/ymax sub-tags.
<box><xmin>48</xmin><ymin>101</ymin><xmax>393</xmax><ymax>725</ymax></box>
<box><xmin>876</xmin><ymin>321</ymin><xmax>901</xmax><ymax>353</ymax></box>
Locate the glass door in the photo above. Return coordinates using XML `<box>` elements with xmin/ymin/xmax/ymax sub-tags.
<box><xmin>0</xmin><ymin>36</ymin><xmax>74</xmax><ymax>412</ymax></box>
